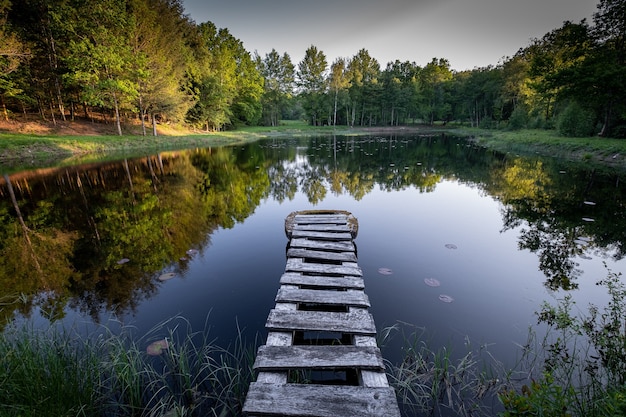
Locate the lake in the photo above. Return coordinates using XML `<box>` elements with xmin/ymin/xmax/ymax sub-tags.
<box><xmin>1</xmin><ymin>132</ymin><xmax>625</xmax><ymax>379</ymax></box>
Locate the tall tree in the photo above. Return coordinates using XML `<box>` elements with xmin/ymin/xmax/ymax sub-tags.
<box><xmin>0</xmin><ymin>0</ymin><xmax>29</xmax><ymax>120</ymax></box>
<box><xmin>346</xmin><ymin>49</ymin><xmax>380</xmax><ymax>126</ymax></box>
<box><xmin>329</xmin><ymin>57</ymin><xmax>349</xmax><ymax>126</ymax></box>
<box><xmin>128</xmin><ymin>0</ymin><xmax>193</xmax><ymax>136</ymax></box>
<box><xmin>297</xmin><ymin>45</ymin><xmax>328</xmax><ymax>126</ymax></box>
<box><xmin>258</xmin><ymin>49</ymin><xmax>294</xmax><ymax>126</ymax></box>
<box><xmin>63</xmin><ymin>0</ymin><xmax>137</xmax><ymax>135</ymax></box>
<box><xmin>592</xmin><ymin>0</ymin><xmax>626</xmax><ymax>135</ymax></box>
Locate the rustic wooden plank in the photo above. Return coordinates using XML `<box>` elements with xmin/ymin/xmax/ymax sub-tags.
<box><xmin>285</xmin><ymin>259</ymin><xmax>362</xmax><ymax>276</ymax></box>
<box><xmin>242</xmin><ymin>383</ymin><xmax>401</xmax><ymax>417</ymax></box>
<box><xmin>352</xmin><ymin>335</ymin><xmax>391</xmax><ymax>387</ymax></box>
<box><xmin>294</xmin><ymin>215</ymin><xmax>348</xmax><ymax>224</ymax></box>
<box><xmin>289</xmin><ymin>238</ymin><xmax>355</xmax><ymax>252</ymax></box>
<box><xmin>253</xmin><ymin>345</ymin><xmax>385</xmax><ymax>371</ymax></box>
<box><xmin>290</xmin><ymin>230</ymin><xmax>353</xmax><ymax>241</ymax></box>
<box><xmin>287</xmin><ymin>248</ymin><xmax>357</xmax><ymax>262</ymax></box>
<box><xmin>293</xmin><ymin>224</ymin><xmax>351</xmax><ymax>233</ymax></box>
<box><xmin>276</xmin><ymin>288</ymin><xmax>370</xmax><ymax>307</ymax></box>
<box><xmin>266</xmin><ymin>309</ymin><xmax>376</xmax><ymax>335</ymax></box>
<box><xmin>280</xmin><ymin>273</ymin><xmax>365</xmax><ymax>290</ymax></box>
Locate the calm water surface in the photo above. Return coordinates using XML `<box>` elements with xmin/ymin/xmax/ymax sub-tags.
<box><xmin>1</xmin><ymin>133</ymin><xmax>624</xmax><ymax>370</ymax></box>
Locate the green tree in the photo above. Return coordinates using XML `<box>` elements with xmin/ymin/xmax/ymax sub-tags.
<box><xmin>346</xmin><ymin>49</ymin><xmax>380</xmax><ymax>126</ymax></box>
<box><xmin>62</xmin><ymin>0</ymin><xmax>137</xmax><ymax>135</ymax></box>
<box><xmin>329</xmin><ymin>57</ymin><xmax>350</xmax><ymax>126</ymax></box>
<box><xmin>0</xmin><ymin>0</ymin><xmax>29</xmax><ymax>121</ymax></box>
<box><xmin>419</xmin><ymin>58</ymin><xmax>453</xmax><ymax>125</ymax></box>
<box><xmin>127</xmin><ymin>0</ymin><xmax>194</xmax><ymax>136</ymax></box>
<box><xmin>258</xmin><ymin>49</ymin><xmax>295</xmax><ymax>126</ymax></box>
<box><xmin>297</xmin><ymin>45</ymin><xmax>328</xmax><ymax>126</ymax></box>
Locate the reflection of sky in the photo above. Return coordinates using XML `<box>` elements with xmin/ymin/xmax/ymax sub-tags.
<box><xmin>115</xmin><ymin>172</ymin><xmax>624</xmax><ymax>367</ymax></box>
<box><xmin>24</xmin><ymin>147</ymin><xmax>626</xmax><ymax>372</ymax></box>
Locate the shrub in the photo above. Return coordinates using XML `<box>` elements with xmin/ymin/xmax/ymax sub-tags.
<box><xmin>557</xmin><ymin>102</ymin><xmax>595</xmax><ymax>137</ymax></box>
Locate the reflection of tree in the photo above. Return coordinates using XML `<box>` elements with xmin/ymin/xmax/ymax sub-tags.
<box><xmin>493</xmin><ymin>158</ymin><xmax>625</xmax><ymax>291</ymax></box>
<box><xmin>0</xmin><ymin>133</ymin><xmax>624</xmax><ymax>326</ymax></box>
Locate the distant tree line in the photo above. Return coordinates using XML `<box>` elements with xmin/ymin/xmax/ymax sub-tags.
<box><xmin>0</xmin><ymin>0</ymin><xmax>624</xmax><ymax>137</ymax></box>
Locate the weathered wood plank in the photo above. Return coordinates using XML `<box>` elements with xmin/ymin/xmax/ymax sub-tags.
<box><xmin>294</xmin><ymin>215</ymin><xmax>348</xmax><ymax>224</ymax></box>
<box><xmin>293</xmin><ymin>224</ymin><xmax>351</xmax><ymax>233</ymax></box>
<box><xmin>287</xmin><ymin>248</ymin><xmax>357</xmax><ymax>262</ymax></box>
<box><xmin>276</xmin><ymin>288</ymin><xmax>370</xmax><ymax>307</ymax></box>
<box><xmin>285</xmin><ymin>258</ymin><xmax>362</xmax><ymax>276</ymax></box>
<box><xmin>290</xmin><ymin>230</ymin><xmax>353</xmax><ymax>241</ymax></box>
<box><xmin>266</xmin><ymin>309</ymin><xmax>376</xmax><ymax>335</ymax></box>
<box><xmin>289</xmin><ymin>238</ymin><xmax>355</xmax><ymax>252</ymax></box>
<box><xmin>253</xmin><ymin>345</ymin><xmax>384</xmax><ymax>371</ymax></box>
<box><xmin>280</xmin><ymin>273</ymin><xmax>365</xmax><ymax>290</ymax></box>
<box><xmin>243</xmin><ymin>383</ymin><xmax>401</xmax><ymax>417</ymax></box>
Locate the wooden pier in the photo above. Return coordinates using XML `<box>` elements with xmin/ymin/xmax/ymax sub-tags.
<box><xmin>243</xmin><ymin>211</ymin><xmax>401</xmax><ymax>417</ymax></box>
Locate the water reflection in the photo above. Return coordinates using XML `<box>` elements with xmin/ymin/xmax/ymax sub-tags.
<box><xmin>0</xmin><ymin>134</ymin><xmax>624</xmax><ymax>330</ymax></box>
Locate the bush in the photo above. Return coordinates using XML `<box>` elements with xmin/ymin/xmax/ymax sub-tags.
<box><xmin>508</xmin><ymin>106</ymin><xmax>529</xmax><ymax>131</ymax></box>
<box><xmin>557</xmin><ymin>102</ymin><xmax>595</xmax><ymax>137</ymax></box>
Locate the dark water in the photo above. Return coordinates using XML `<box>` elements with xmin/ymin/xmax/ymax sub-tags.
<box><xmin>1</xmin><ymin>133</ymin><xmax>625</xmax><ymax>371</ymax></box>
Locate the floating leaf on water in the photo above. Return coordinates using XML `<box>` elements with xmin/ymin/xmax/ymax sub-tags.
<box><xmin>186</xmin><ymin>249</ymin><xmax>199</xmax><ymax>256</ymax></box>
<box><xmin>117</xmin><ymin>258</ymin><xmax>130</xmax><ymax>265</ymax></box>
<box><xmin>439</xmin><ymin>294</ymin><xmax>454</xmax><ymax>303</ymax></box>
<box><xmin>158</xmin><ymin>272</ymin><xmax>176</xmax><ymax>282</ymax></box>
<box><xmin>583</xmin><ymin>201</ymin><xmax>596</xmax><ymax>206</ymax></box>
<box><xmin>378</xmin><ymin>267</ymin><xmax>393</xmax><ymax>275</ymax></box>
<box><xmin>146</xmin><ymin>339</ymin><xmax>169</xmax><ymax>356</ymax></box>
<box><xmin>424</xmin><ymin>278</ymin><xmax>441</xmax><ymax>287</ymax></box>
<box><xmin>582</xmin><ymin>217</ymin><xmax>595</xmax><ymax>222</ymax></box>
<box><xmin>444</xmin><ymin>244</ymin><xmax>458</xmax><ymax>250</ymax></box>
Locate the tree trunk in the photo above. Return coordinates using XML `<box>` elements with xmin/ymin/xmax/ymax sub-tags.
<box><xmin>1</xmin><ymin>98</ymin><xmax>8</xmax><ymax>121</ymax></box>
<box><xmin>112</xmin><ymin>91</ymin><xmax>122</xmax><ymax>135</ymax></box>
<box><xmin>139</xmin><ymin>96</ymin><xmax>146</xmax><ymax>136</ymax></box>
<box><xmin>333</xmin><ymin>89</ymin><xmax>338</xmax><ymax>126</ymax></box>
<box><xmin>152</xmin><ymin>113</ymin><xmax>158</xmax><ymax>136</ymax></box>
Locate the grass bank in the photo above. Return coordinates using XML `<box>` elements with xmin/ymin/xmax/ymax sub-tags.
<box><xmin>456</xmin><ymin>127</ymin><xmax>626</xmax><ymax>169</ymax></box>
<box><xmin>1</xmin><ymin>121</ymin><xmax>625</xmax><ymax>172</ymax></box>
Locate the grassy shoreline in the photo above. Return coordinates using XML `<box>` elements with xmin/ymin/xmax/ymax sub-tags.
<box><xmin>1</xmin><ymin>122</ymin><xmax>625</xmax><ymax>172</ymax></box>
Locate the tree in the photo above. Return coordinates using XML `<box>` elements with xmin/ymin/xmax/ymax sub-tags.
<box><xmin>419</xmin><ymin>58</ymin><xmax>453</xmax><ymax>125</ymax></box>
<box><xmin>592</xmin><ymin>0</ymin><xmax>626</xmax><ymax>136</ymax></box>
<box><xmin>329</xmin><ymin>57</ymin><xmax>349</xmax><ymax>126</ymax></box>
<box><xmin>127</xmin><ymin>0</ymin><xmax>194</xmax><ymax>136</ymax></box>
<box><xmin>0</xmin><ymin>0</ymin><xmax>29</xmax><ymax>120</ymax></box>
<box><xmin>346</xmin><ymin>49</ymin><xmax>380</xmax><ymax>126</ymax></box>
<box><xmin>63</xmin><ymin>0</ymin><xmax>137</xmax><ymax>135</ymax></box>
<box><xmin>258</xmin><ymin>49</ymin><xmax>295</xmax><ymax>126</ymax></box>
<box><xmin>297</xmin><ymin>45</ymin><xmax>328</xmax><ymax>126</ymax></box>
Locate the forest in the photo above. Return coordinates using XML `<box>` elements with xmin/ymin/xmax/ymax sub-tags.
<box><xmin>0</xmin><ymin>0</ymin><xmax>624</xmax><ymax>137</ymax></box>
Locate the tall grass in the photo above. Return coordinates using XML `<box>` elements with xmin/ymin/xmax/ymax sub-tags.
<box><xmin>382</xmin><ymin>323</ymin><xmax>512</xmax><ymax>416</ymax></box>
<box><xmin>0</xmin><ymin>316</ymin><xmax>259</xmax><ymax>417</ymax></box>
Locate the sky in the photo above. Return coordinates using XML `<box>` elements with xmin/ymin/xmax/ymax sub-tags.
<box><xmin>181</xmin><ymin>0</ymin><xmax>599</xmax><ymax>72</ymax></box>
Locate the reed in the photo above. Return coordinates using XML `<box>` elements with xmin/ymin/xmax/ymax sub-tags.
<box><xmin>0</xmin><ymin>315</ymin><xmax>259</xmax><ymax>417</ymax></box>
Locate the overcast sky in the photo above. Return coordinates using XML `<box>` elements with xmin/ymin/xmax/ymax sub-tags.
<box><xmin>182</xmin><ymin>0</ymin><xmax>598</xmax><ymax>71</ymax></box>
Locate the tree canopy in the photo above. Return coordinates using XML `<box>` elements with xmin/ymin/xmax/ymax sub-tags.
<box><xmin>2</xmin><ymin>0</ymin><xmax>625</xmax><ymax>137</ymax></box>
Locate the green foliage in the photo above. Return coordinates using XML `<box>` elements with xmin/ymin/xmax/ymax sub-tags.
<box><xmin>508</xmin><ymin>106</ymin><xmax>529</xmax><ymax>130</ymax></box>
<box><xmin>499</xmin><ymin>373</ymin><xmax>574</xmax><ymax>417</ymax></box>
<box><xmin>384</xmin><ymin>323</ymin><xmax>504</xmax><ymax>416</ymax></box>
<box><xmin>557</xmin><ymin>101</ymin><xmax>595</xmax><ymax>137</ymax></box>
<box><xmin>0</xmin><ymin>316</ymin><xmax>258</xmax><ymax>416</ymax></box>
<box><xmin>518</xmin><ymin>265</ymin><xmax>626</xmax><ymax>417</ymax></box>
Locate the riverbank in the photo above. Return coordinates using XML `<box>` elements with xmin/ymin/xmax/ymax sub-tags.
<box><xmin>1</xmin><ymin>119</ymin><xmax>625</xmax><ymax>172</ymax></box>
